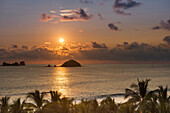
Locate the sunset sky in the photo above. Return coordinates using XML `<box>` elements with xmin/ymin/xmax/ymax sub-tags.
<box><xmin>0</xmin><ymin>0</ymin><xmax>170</xmax><ymax>63</ymax></box>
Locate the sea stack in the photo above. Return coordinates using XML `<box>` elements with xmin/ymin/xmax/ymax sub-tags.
<box><xmin>61</xmin><ymin>60</ymin><xmax>81</xmax><ymax>67</ymax></box>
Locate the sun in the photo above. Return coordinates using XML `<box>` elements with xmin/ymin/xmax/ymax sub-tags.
<box><xmin>59</xmin><ymin>38</ymin><xmax>64</xmax><ymax>43</ymax></box>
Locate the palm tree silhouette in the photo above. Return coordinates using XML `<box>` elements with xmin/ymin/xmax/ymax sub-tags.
<box><xmin>100</xmin><ymin>97</ymin><xmax>118</xmax><ymax>112</ymax></box>
<box><xmin>125</xmin><ymin>79</ymin><xmax>151</xmax><ymax>103</ymax></box>
<box><xmin>0</xmin><ymin>96</ymin><xmax>10</xmax><ymax>113</ymax></box>
<box><xmin>49</xmin><ymin>91</ymin><xmax>61</xmax><ymax>102</ymax></box>
<box><xmin>26</xmin><ymin>90</ymin><xmax>47</xmax><ymax>109</ymax></box>
<box><xmin>59</xmin><ymin>97</ymin><xmax>74</xmax><ymax>113</ymax></box>
<box><xmin>156</xmin><ymin>86</ymin><xmax>170</xmax><ymax>113</ymax></box>
<box><xmin>10</xmin><ymin>98</ymin><xmax>26</xmax><ymax>113</ymax></box>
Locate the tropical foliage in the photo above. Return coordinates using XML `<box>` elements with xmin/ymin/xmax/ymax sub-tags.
<box><xmin>0</xmin><ymin>79</ymin><xmax>169</xmax><ymax>113</ymax></box>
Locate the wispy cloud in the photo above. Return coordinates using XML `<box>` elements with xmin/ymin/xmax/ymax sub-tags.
<box><xmin>49</xmin><ymin>10</ymin><xmax>56</xmax><ymax>14</ymax></box>
<box><xmin>40</xmin><ymin>8</ymin><xmax>92</xmax><ymax>23</ymax></box>
<box><xmin>59</xmin><ymin>9</ymin><xmax>74</xmax><ymax>13</ymax></box>
<box><xmin>40</xmin><ymin>13</ymin><xmax>56</xmax><ymax>22</ymax></box>
<box><xmin>97</xmin><ymin>13</ymin><xmax>104</xmax><ymax>20</ymax></box>
<box><xmin>114</xmin><ymin>10</ymin><xmax>131</xmax><ymax>15</ymax></box>
<box><xmin>60</xmin><ymin>8</ymin><xmax>93</xmax><ymax>21</ymax></box>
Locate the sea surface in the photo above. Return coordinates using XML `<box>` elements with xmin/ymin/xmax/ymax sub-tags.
<box><xmin>0</xmin><ymin>64</ymin><xmax>170</xmax><ymax>102</ymax></box>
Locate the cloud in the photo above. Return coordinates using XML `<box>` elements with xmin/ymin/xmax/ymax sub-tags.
<box><xmin>113</xmin><ymin>0</ymin><xmax>141</xmax><ymax>9</ymax></box>
<box><xmin>60</xmin><ymin>8</ymin><xmax>93</xmax><ymax>21</ymax></box>
<box><xmin>0</xmin><ymin>47</ymin><xmax>70</xmax><ymax>61</ymax></box>
<box><xmin>44</xmin><ymin>42</ymin><xmax>51</xmax><ymax>45</ymax></box>
<box><xmin>1</xmin><ymin>39</ymin><xmax>170</xmax><ymax>62</ymax></box>
<box><xmin>152</xmin><ymin>26</ymin><xmax>161</xmax><ymax>30</ymax></box>
<box><xmin>21</xmin><ymin>45</ymin><xmax>28</xmax><ymax>49</ymax></box>
<box><xmin>108</xmin><ymin>23</ymin><xmax>119</xmax><ymax>31</ymax></box>
<box><xmin>40</xmin><ymin>13</ymin><xmax>55</xmax><ymax>22</ymax></box>
<box><xmin>11</xmin><ymin>45</ymin><xmax>18</xmax><ymax>49</ymax></box>
<box><xmin>124</xmin><ymin>42</ymin><xmax>129</xmax><ymax>45</ymax></box>
<box><xmin>80</xmin><ymin>0</ymin><xmax>93</xmax><ymax>4</ymax></box>
<box><xmin>152</xmin><ymin>19</ymin><xmax>170</xmax><ymax>31</ymax></box>
<box><xmin>59</xmin><ymin>46</ymin><xmax>69</xmax><ymax>51</ymax></box>
<box><xmin>92</xmin><ymin>42</ymin><xmax>108</xmax><ymax>48</ymax></box>
<box><xmin>159</xmin><ymin>20</ymin><xmax>170</xmax><ymax>30</ymax></box>
<box><xmin>168</xmin><ymin>19</ymin><xmax>170</xmax><ymax>24</ymax></box>
<box><xmin>114</xmin><ymin>10</ymin><xmax>131</xmax><ymax>15</ymax></box>
<box><xmin>59</xmin><ymin>9</ymin><xmax>73</xmax><ymax>13</ymax></box>
<box><xmin>97</xmin><ymin>13</ymin><xmax>104</xmax><ymax>20</ymax></box>
<box><xmin>75</xmin><ymin>41</ymin><xmax>170</xmax><ymax>61</ymax></box>
<box><xmin>49</xmin><ymin>10</ymin><xmax>56</xmax><ymax>14</ymax></box>
<box><xmin>40</xmin><ymin>9</ymin><xmax>92</xmax><ymax>23</ymax></box>
<box><xmin>163</xmin><ymin>36</ymin><xmax>170</xmax><ymax>44</ymax></box>
<box><xmin>112</xmin><ymin>0</ymin><xmax>141</xmax><ymax>15</ymax></box>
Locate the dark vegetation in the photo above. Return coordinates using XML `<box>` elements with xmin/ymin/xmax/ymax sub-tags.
<box><xmin>0</xmin><ymin>79</ymin><xmax>169</xmax><ymax>113</ymax></box>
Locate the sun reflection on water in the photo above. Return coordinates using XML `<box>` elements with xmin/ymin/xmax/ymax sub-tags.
<box><xmin>52</xmin><ymin>67</ymin><xmax>69</xmax><ymax>97</ymax></box>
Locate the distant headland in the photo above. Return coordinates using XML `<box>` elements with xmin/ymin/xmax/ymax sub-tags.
<box><xmin>2</xmin><ymin>61</ymin><xmax>26</xmax><ymax>66</ymax></box>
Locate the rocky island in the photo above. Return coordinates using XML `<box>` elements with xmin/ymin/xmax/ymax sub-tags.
<box><xmin>2</xmin><ymin>61</ymin><xmax>26</xmax><ymax>66</ymax></box>
<box><xmin>61</xmin><ymin>60</ymin><xmax>81</xmax><ymax>67</ymax></box>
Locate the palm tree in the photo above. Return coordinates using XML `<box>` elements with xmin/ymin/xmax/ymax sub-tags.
<box><xmin>125</xmin><ymin>79</ymin><xmax>151</xmax><ymax>103</ymax></box>
<box><xmin>89</xmin><ymin>99</ymin><xmax>99</xmax><ymax>113</ymax></box>
<box><xmin>157</xmin><ymin>86</ymin><xmax>169</xmax><ymax>101</ymax></box>
<box><xmin>0</xmin><ymin>96</ymin><xmax>10</xmax><ymax>113</ymax></box>
<box><xmin>58</xmin><ymin>97</ymin><xmax>74</xmax><ymax>113</ymax></box>
<box><xmin>156</xmin><ymin>86</ymin><xmax>170</xmax><ymax>113</ymax></box>
<box><xmin>118</xmin><ymin>102</ymin><xmax>137</xmax><ymax>113</ymax></box>
<box><xmin>26</xmin><ymin>90</ymin><xmax>47</xmax><ymax>109</ymax></box>
<box><xmin>49</xmin><ymin>91</ymin><xmax>61</xmax><ymax>102</ymax></box>
<box><xmin>77</xmin><ymin>99</ymin><xmax>91</xmax><ymax>113</ymax></box>
<box><xmin>100</xmin><ymin>97</ymin><xmax>118</xmax><ymax>113</ymax></box>
<box><xmin>9</xmin><ymin>98</ymin><xmax>26</xmax><ymax>113</ymax></box>
<box><xmin>139</xmin><ymin>85</ymin><xmax>170</xmax><ymax>113</ymax></box>
<box><xmin>138</xmin><ymin>92</ymin><xmax>159</xmax><ymax>113</ymax></box>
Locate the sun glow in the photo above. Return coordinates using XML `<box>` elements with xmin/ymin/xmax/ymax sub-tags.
<box><xmin>59</xmin><ymin>38</ymin><xmax>64</xmax><ymax>43</ymax></box>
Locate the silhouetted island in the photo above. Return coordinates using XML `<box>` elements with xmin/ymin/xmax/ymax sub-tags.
<box><xmin>19</xmin><ymin>61</ymin><xmax>25</xmax><ymax>66</ymax></box>
<box><xmin>47</xmin><ymin>64</ymin><xmax>51</xmax><ymax>67</ymax></box>
<box><xmin>61</xmin><ymin>60</ymin><xmax>81</xmax><ymax>67</ymax></box>
<box><xmin>2</xmin><ymin>61</ymin><xmax>26</xmax><ymax>66</ymax></box>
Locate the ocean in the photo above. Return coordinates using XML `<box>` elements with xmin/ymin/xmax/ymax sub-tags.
<box><xmin>0</xmin><ymin>64</ymin><xmax>170</xmax><ymax>102</ymax></box>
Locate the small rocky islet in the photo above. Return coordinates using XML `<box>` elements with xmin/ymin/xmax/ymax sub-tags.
<box><xmin>2</xmin><ymin>61</ymin><xmax>26</xmax><ymax>66</ymax></box>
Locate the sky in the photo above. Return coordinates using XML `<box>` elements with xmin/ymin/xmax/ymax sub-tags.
<box><xmin>0</xmin><ymin>0</ymin><xmax>170</xmax><ymax>64</ymax></box>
